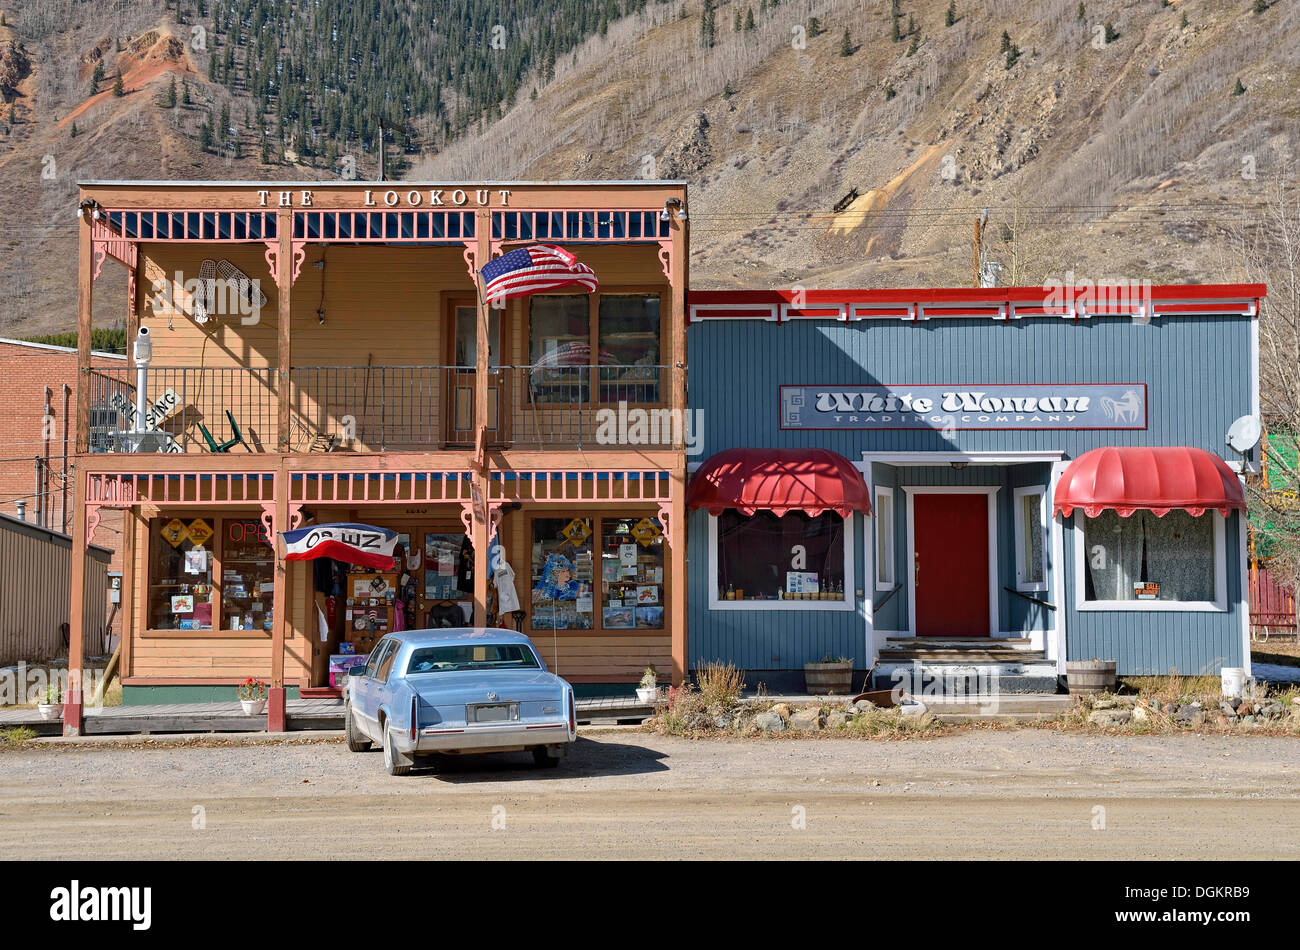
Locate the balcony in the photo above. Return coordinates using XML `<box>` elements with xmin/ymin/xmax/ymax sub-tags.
<box><xmin>84</xmin><ymin>363</ymin><xmax>675</xmax><ymax>454</ymax></box>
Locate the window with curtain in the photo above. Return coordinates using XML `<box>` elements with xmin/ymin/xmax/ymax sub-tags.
<box><xmin>1015</xmin><ymin>488</ymin><xmax>1046</xmax><ymax>590</ymax></box>
<box><xmin>875</xmin><ymin>488</ymin><xmax>894</xmax><ymax>589</ymax></box>
<box><xmin>1082</xmin><ymin>510</ymin><xmax>1217</xmax><ymax>603</ymax></box>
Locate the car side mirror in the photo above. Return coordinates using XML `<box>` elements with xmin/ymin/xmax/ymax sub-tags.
<box><xmin>347</xmin><ymin>666</ymin><xmax>365</xmax><ymax>676</ymax></box>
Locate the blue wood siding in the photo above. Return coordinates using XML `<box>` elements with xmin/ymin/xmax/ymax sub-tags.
<box><xmin>687</xmin><ymin>314</ymin><xmax>1251</xmax><ymax>675</ymax></box>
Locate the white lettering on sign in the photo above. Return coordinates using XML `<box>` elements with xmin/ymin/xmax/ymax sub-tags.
<box><xmin>108</xmin><ymin>389</ymin><xmax>182</xmax><ymax>431</ymax></box>
<box><xmin>256</xmin><ymin>188</ymin><xmax>514</xmax><ymax>208</ymax></box>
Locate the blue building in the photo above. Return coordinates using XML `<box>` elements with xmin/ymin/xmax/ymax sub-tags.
<box><xmin>685</xmin><ymin>284</ymin><xmax>1263</xmax><ymax>691</ymax></box>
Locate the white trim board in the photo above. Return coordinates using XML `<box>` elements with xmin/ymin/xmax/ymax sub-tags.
<box><xmin>903</xmin><ymin>486</ymin><xmax>1001</xmax><ymax>638</ymax></box>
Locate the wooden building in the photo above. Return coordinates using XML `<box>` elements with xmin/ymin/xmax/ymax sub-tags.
<box><xmin>64</xmin><ymin>180</ymin><xmax>689</xmax><ymax>733</ymax></box>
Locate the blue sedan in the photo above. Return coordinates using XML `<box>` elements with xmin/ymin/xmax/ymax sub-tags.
<box><xmin>344</xmin><ymin>628</ymin><xmax>577</xmax><ymax>776</ymax></box>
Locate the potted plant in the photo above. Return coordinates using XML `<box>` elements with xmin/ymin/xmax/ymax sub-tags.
<box><xmin>804</xmin><ymin>655</ymin><xmax>854</xmax><ymax>695</ymax></box>
<box><xmin>1066</xmin><ymin>659</ymin><xmax>1117</xmax><ymax>696</ymax></box>
<box><xmin>237</xmin><ymin>677</ymin><xmax>268</xmax><ymax>716</ymax></box>
<box><xmin>37</xmin><ymin>682</ymin><xmax>63</xmax><ymax>721</ymax></box>
<box><xmin>636</xmin><ymin>666</ymin><xmax>659</xmax><ymax>705</ymax></box>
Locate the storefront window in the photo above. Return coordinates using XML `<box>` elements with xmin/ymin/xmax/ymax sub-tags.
<box><xmin>423</xmin><ymin>533</ymin><xmax>473</xmax><ymax>603</ymax></box>
<box><xmin>530</xmin><ymin>517</ymin><xmax>595</xmax><ymax>629</ymax></box>
<box><xmin>1082</xmin><ymin>510</ymin><xmax>1218</xmax><ymax>604</ymax></box>
<box><xmin>147</xmin><ymin>517</ymin><xmax>216</xmax><ymax>631</ymax></box>
<box><xmin>528</xmin><ymin>295</ymin><xmax>590</xmax><ymax>404</ymax></box>
<box><xmin>599</xmin><ymin>517</ymin><xmax>665</xmax><ymax>629</ymax></box>
<box><xmin>715</xmin><ymin>510</ymin><xmax>848</xmax><ymax>604</ymax></box>
<box><xmin>220</xmin><ymin>518</ymin><xmax>275</xmax><ymax>631</ymax></box>
<box><xmin>598</xmin><ymin>294</ymin><xmax>660</xmax><ymax>403</ymax></box>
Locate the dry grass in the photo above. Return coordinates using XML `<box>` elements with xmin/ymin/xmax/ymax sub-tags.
<box><xmin>694</xmin><ymin>662</ymin><xmax>746</xmax><ymax>708</ymax></box>
<box><xmin>0</xmin><ymin>726</ymin><xmax>37</xmax><ymax>748</ymax></box>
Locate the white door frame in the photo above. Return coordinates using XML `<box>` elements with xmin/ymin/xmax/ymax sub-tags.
<box><xmin>903</xmin><ymin>486</ymin><xmax>1000</xmax><ymax>639</ymax></box>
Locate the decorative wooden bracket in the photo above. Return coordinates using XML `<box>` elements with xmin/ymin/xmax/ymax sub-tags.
<box><xmin>656</xmin><ymin>504</ymin><xmax>673</xmax><ymax>548</ymax></box>
<box><xmin>657</xmin><ymin>241</ymin><xmax>672</xmax><ymax>281</ymax></box>
<box><xmin>459</xmin><ymin>503</ymin><xmax>475</xmax><ymax>537</ymax></box>
<box><xmin>260</xmin><ymin>502</ymin><xmax>302</xmax><ymax>543</ymax></box>
<box><xmin>264</xmin><ymin>241</ymin><xmax>308</xmax><ymax>286</ymax></box>
<box><xmin>463</xmin><ymin>243</ymin><xmax>479</xmax><ymax>283</ymax></box>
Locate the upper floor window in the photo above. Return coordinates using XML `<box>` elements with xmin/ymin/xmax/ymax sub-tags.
<box><xmin>528</xmin><ymin>293</ymin><xmax>662</xmax><ymax>404</ymax></box>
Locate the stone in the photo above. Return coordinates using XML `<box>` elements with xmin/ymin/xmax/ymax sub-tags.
<box><xmin>1131</xmin><ymin>705</ymin><xmax>1148</xmax><ymax>722</ymax></box>
<box><xmin>1088</xmin><ymin>709</ymin><xmax>1131</xmax><ymax>726</ymax></box>
<box><xmin>854</xmin><ymin>699</ymin><xmax>877</xmax><ymax>712</ymax></box>
<box><xmin>1093</xmin><ymin>698</ymin><xmax>1118</xmax><ymax>710</ymax></box>
<box><xmin>1175</xmin><ymin>708</ymin><xmax>1205</xmax><ymax>727</ymax></box>
<box><xmin>1220</xmin><ymin>701</ymin><xmax>1238</xmax><ymax>716</ymax></box>
<box><xmin>1264</xmin><ymin>703</ymin><xmax>1285</xmax><ymax>719</ymax></box>
<box><xmin>771</xmin><ymin>703</ymin><xmax>793</xmax><ymax>720</ymax></box>
<box><xmin>900</xmin><ymin>700</ymin><xmax>928</xmax><ymax>717</ymax></box>
<box><xmin>790</xmin><ymin>708</ymin><xmax>823</xmax><ymax>731</ymax></box>
<box><xmin>1242</xmin><ymin>715</ymin><xmax>1257</xmax><ymax>726</ymax></box>
<box><xmin>753</xmin><ymin>711</ymin><xmax>786</xmax><ymax>732</ymax></box>
<box><xmin>825</xmin><ymin>711</ymin><xmax>848</xmax><ymax>729</ymax></box>
<box><xmin>1114</xmin><ymin>695</ymin><xmax>1137</xmax><ymax>706</ymax></box>
<box><xmin>1237</xmin><ymin>702</ymin><xmax>1252</xmax><ymax>716</ymax></box>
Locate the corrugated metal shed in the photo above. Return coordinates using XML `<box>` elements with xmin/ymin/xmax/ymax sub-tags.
<box><xmin>0</xmin><ymin>513</ymin><xmax>111</xmax><ymax>665</ymax></box>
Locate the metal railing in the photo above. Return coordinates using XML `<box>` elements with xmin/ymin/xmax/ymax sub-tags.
<box><xmin>83</xmin><ymin>363</ymin><xmax>675</xmax><ymax>453</ymax></box>
<box><xmin>85</xmin><ymin>365</ymin><xmax>279</xmax><ymax>454</ymax></box>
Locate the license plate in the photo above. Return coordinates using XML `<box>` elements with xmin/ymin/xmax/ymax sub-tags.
<box><xmin>469</xmin><ymin>702</ymin><xmax>518</xmax><ymax>723</ymax></box>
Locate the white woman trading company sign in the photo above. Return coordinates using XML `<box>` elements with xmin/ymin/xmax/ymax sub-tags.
<box><xmin>780</xmin><ymin>384</ymin><xmax>1147</xmax><ymax>430</ymax></box>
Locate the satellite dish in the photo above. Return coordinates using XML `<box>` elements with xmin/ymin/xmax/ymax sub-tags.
<box><xmin>1225</xmin><ymin>415</ymin><xmax>1262</xmax><ymax>455</ymax></box>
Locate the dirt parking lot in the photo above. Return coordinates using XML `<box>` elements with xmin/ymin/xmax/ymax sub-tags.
<box><xmin>3</xmin><ymin>729</ymin><xmax>1298</xmax><ymax>860</ymax></box>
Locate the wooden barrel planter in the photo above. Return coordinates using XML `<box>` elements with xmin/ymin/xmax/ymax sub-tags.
<box><xmin>1067</xmin><ymin>660</ymin><xmax>1117</xmax><ymax>696</ymax></box>
<box><xmin>804</xmin><ymin>661</ymin><xmax>854</xmax><ymax>695</ymax></box>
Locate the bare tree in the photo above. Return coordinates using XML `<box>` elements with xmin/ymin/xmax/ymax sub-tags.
<box><xmin>1222</xmin><ymin>175</ymin><xmax>1300</xmax><ymax>592</ymax></box>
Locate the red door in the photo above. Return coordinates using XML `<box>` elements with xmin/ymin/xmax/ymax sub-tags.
<box><xmin>913</xmin><ymin>493</ymin><xmax>990</xmax><ymax>637</ymax></box>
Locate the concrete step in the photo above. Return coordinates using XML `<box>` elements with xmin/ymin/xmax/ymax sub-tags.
<box><xmin>879</xmin><ymin>650</ymin><xmax>1046</xmax><ymax>661</ymax></box>
<box><xmin>873</xmin><ymin>660</ymin><xmax>1061</xmax><ymax>695</ymax></box>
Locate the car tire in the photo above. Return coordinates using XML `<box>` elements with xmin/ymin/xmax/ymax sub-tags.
<box><xmin>383</xmin><ymin>723</ymin><xmax>413</xmax><ymax>776</ymax></box>
<box><xmin>532</xmin><ymin>746</ymin><xmax>561</xmax><ymax>768</ymax></box>
<box><xmin>344</xmin><ymin>704</ymin><xmax>371</xmax><ymax>752</ymax></box>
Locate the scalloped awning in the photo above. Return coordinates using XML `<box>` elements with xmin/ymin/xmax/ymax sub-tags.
<box><xmin>1054</xmin><ymin>446</ymin><xmax>1245</xmax><ymax>518</ymax></box>
<box><xmin>687</xmin><ymin>448</ymin><xmax>870</xmax><ymax>518</ymax></box>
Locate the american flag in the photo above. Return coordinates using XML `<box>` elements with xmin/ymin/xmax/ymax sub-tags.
<box><xmin>480</xmin><ymin>244</ymin><xmax>598</xmax><ymax>304</ymax></box>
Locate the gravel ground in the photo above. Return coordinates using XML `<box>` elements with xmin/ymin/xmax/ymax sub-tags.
<box><xmin>3</xmin><ymin>729</ymin><xmax>1297</xmax><ymax>859</ymax></box>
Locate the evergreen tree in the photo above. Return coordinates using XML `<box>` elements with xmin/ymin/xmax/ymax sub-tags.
<box><xmin>89</xmin><ymin>60</ymin><xmax>105</xmax><ymax>96</ymax></box>
<box><xmin>112</xmin><ymin>74</ymin><xmax>124</xmax><ymax>97</ymax></box>
<box><xmin>744</xmin><ymin>8</ymin><xmax>754</xmax><ymax>30</ymax></box>
<box><xmin>1232</xmin><ymin>77</ymin><xmax>1246</xmax><ymax>95</ymax></box>
<box><xmin>199</xmin><ymin>118</ymin><xmax>214</xmax><ymax>152</ymax></box>
<box><xmin>162</xmin><ymin>74</ymin><xmax>177</xmax><ymax>108</ymax></box>
<box><xmin>700</xmin><ymin>0</ymin><xmax>716</xmax><ymax>48</ymax></box>
<box><xmin>946</xmin><ymin>1</ymin><xmax>956</xmax><ymax>27</ymax></box>
<box><xmin>181</xmin><ymin>79</ymin><xmax>191</xmax><ymax>105</ymax></box>
<box><xmin>840</xmin><ymin>29</ymin><xmax>852</xmax><ymax>56</ymax></box>
<box><xmin>70</xmin><ymin>121</ymin><xmax>78</xmax><ymax>137</ymax></box>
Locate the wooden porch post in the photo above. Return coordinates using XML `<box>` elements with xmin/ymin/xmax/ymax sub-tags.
<box><xmin>276</xmin><ymin>210</ymin><xmax>292</xmax><ymax>451</ymax></box>
<box><xmin>472</xmin><ymin>212</ymin><xmax>491</xmax><ymax>626</ymax></box>
<box><xmin>64</xmin><ymin>469</ymin><xmax>87</xmax><ymax>735</ymax></box>
<box><xmin>669</xmin><ymin>208</ymin><xmax>689</xmax><ymax>685</ymax></box>
<box><xmin>268</xmin><ymin>462</ymin><xmax>289</xmax><ymax>731</ymax></box>
<box><xmin>65</xmin><ymin>210</ymin><xmax>94</xmax><ymax>734</ymax></box>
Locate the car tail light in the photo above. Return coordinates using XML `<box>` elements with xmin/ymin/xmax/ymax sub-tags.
<box><xmin>568</xmin><ymin>691</ymin><xmax>576</xmax><ymax>733</ymax></box>
<box><xmin>410</xmin><ymin>696</ymin><xmax>418</xmax><ymax>743</ymax></box>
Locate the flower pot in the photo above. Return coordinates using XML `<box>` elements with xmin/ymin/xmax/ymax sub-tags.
<box><xmin>1067</xmin><ymin>660</ymin><xmax>1117</xmax><ymax>696</ymax></box>
<box><xmin>37</xmin><ymin>703</ymin><xmax>63</xmax><ymax>721</ymax></box>
<box><xmin>804</xmin><ymin>662</ymin><xmax>853</xmax><ymax>695</ymax></box>
<box><xmin>240</xmin><ymin>699</ymin><xmax>266</xmax><ymax>716</ymax></box>
<box><xmin>636</xmin><ymin>686</ymin><xmax>658</xmax><ymax>705</ymax></box>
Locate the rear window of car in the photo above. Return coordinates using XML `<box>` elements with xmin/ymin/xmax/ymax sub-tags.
<box><xmin>406</xmin><ymin>644</ymin><xmax>541</xmax><ymax>674</ymax></box>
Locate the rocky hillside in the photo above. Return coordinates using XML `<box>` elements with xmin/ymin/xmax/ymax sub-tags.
<box><xmin>1</xmin><ymin>0</ymin><xmax>1297</xmax><ymax>338</ymax></box>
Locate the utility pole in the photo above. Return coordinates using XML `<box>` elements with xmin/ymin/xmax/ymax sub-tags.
<box><xmin>972</xmin><ymin>207</ymin><xmax>989</xmax><ymax>287</ymax></box>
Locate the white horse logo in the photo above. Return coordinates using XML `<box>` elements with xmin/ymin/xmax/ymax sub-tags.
<box><xmin>1100</xmin><ymin>390</ymin><xmax>1142</xmax><ymax>423</ymax></box>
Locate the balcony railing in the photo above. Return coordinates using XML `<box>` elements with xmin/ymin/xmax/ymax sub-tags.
<box><xmin>84</xmin><ymin>364</ymin><xmax>675</xmax><ymax>453</ymax></box>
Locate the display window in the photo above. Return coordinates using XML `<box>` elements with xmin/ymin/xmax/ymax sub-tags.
<box><xmin>146</xmin><ymin>515</ymin><xmax>273</xmax><ymax>635</ymax></box>
<box><xmin>1079</xmin><ymin>510</ymin><xmax>1224</xmax><ymax>609</ymax></box>
<box><xmin>710</xmin><ymin>510</ymin><xmax>854</xmax><ymax>610</ymax></box>
<box><xmin>527</xmin><ymin>513</ymin><xmax>665</xmax><ymax>633</ymax></box>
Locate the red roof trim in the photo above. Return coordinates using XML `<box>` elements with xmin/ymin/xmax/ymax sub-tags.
<box><xmin>688</xmin><ymin>283</ymin><xmax>1266</xmax><ymax>318</ymax></box>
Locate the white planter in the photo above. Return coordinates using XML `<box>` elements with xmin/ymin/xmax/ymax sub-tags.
<box><xmin>636</xmin><ymin>687</ymin><xmax>658</xmax><ymax>705</ymax></box>
<box><xmin>240</xmin><ymin>699</ymin><xmax>266</xmax><ymax>716</ymax></box>
<box><xmin>37</xmin><ymin>703</ymin><xmax>63</xmax><ymax>721</ymax></box>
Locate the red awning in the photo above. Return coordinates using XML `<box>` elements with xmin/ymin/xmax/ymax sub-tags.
<box><xmin>1054</xmin><ymin>446</ymin><xmax>1246</xmax><ymax>518</ymax></box>
<box><xmin>687</xmin><ymin>448</ymin><xmax>870</xmax><ymax>518</ymax></box>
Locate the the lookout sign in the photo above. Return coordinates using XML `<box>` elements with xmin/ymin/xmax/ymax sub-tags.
<box><xmin>780</xmin><ymin>384</ymin><xmax>1147</xmax><ymax>430</ymax></box>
